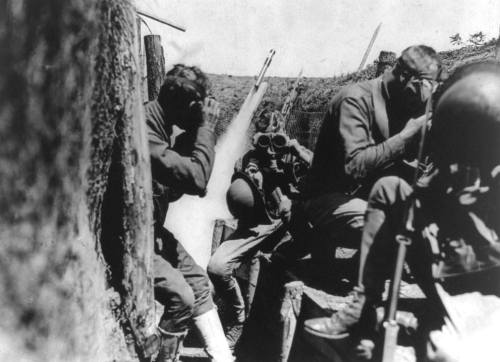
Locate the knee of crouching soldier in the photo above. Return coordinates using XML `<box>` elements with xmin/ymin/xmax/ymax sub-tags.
<box><xmin>174</xmin><ymin>282</ymin><xmax>196</xmax><ymax>314</ymax></box>
<box><xmin>207</xmin><ymin>254</ymin><xmax>231</xmax><ymax>280</ymax></box>
<box><xmin>369</xmin><ymin>176</ymin><xmax>411</xmax><ymax>206</ymax></box>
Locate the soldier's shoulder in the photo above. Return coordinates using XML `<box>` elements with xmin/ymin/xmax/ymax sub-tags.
<box><xmin>328</xmin><ymin>79</ymin><xmax>376</xmax><ymax>113</ymax></box>
<box><xmin>338</xmin><ymin>78</ymin><xmax>377</xmax><ymax>100</ymax></box>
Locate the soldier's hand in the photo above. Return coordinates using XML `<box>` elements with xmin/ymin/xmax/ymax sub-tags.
<box><xmin>288</xmin><ymin>139</ymin><xmax>313</xmax><ymax>165</ymax></box>
<box><xmin>288</xmin><ymin>139</ymin><xmax>302</xmax><ymax>154</ymax></box>
<box><xmin>401</xmin><ymin>113</ymin><xmax>431</xmax><ymax>140</ymax></box>
<box><xmin>278</xmin><ymin>196</ymin><xmax>292</xmax><ymax>223</ymax></box>
<box><xmin>201</xmin><ymin>97</ymin><xmax>220</xmax><ymax>132</ymax></box>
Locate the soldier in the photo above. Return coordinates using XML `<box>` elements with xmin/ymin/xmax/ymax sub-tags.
<box><xmin>304</xmin><ymin>61</ymin><xmax>500</xmax><ymax>360</ymax></box>
<box><xmin>294</xmin><ymin>45</ymin><xmax>444</xmax><ymax>266</ymax></box>
<box><xmin>144</xmin><ymin>64</ymin><xmax>233</xmax><ymax>362</ymax></box>
<box><xmin>208</xmin><ymin>110</ymin><xmax>313</xmax><ymax>351</ymax></box>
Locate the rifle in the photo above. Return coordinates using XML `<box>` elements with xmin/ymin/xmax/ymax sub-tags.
<box><xmin>280</xmin><ymin>69</ymin><xmax>304</xmax><ymax>124</ymax></box>
<box><xmin>381</xmin><ymin>94</ymin><xmax>433</xmax><ymax>362</ymax></box>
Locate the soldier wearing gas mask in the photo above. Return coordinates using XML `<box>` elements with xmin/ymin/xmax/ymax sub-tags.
<box><xmin>207</xmin><ymin>109</ymin><xmax>312</xmax><ymax>351</ymax></box>
<box><xmin>292</xmin><ymin>45</ymin><xmax>445</xmax><ymax>267</ymax></box>
<box><xmin>305</xmin><ymin>61</ymin><xmax>500</xmax><ymax>361</ymax></box>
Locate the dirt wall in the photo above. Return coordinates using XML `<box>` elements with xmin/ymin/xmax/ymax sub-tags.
<box><xmin>0</xmin><ymin>1</ymin><xmax>152</xmax><ymax>360</ymax></box>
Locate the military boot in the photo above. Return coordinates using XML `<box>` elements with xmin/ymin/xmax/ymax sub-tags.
<box><xmin>304</xmin><ymin>286</ymin><xmax>373</xmax><ymax>339</ymax></box>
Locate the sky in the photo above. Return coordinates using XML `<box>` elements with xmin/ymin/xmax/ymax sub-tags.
<box><xmin>138</xmin><ymin>0</ymin><xmax>499</xmax><ymax>77</ymax></box>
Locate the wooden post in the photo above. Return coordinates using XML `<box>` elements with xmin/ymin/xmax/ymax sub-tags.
<box><xmin>136</xmin><ymin>17</ymin><xmax>148</xmax><ymax>103</ymax></box>
<box><xmin>144</xmin><ymin>34</ymin><xmax>166</xmax><ymax>101</ymax></box>
<box><xmin>376</xmin><ymin>51</ymin><xmax>397</xmax><ymax>76</ymax></box>
<box><xmin>279</xmin><ymin>281</ymin><xmax>304</xmax><ymax>362</ymax></box>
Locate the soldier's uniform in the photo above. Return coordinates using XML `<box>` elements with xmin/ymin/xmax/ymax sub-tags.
<box><xmin>208</xmin><ymin>137</ymin><xmax>311</xmax><ymax>349</ymax></box>
<box><xmin>294</xmin><ymin>45</ymin><xmax>443</xmax><ymax>263</ymax></box>
<box><xmin>146</xmin><ymin>99</ymin><xmax>216</xmax><ymax>333</ymax></box>
<box><xmin>144</xmin><ymin>65</ymin><xmax>233</xmax><ymax>362</ymax></box>
<box><xmin>304</xmin><ymin>61</ymin><xmax>500</xmax><ymax>360</ymax></box>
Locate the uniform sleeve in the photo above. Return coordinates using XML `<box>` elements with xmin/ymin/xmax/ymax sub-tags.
<box><xmin>340</xmin><ymin>97</ymin><xmax>408</xmax><ymax>181</ymax></box>
<box><xmin>149</xmin><ymin>125</ymin><xmax>215</xmax><ymax>196</ymax></box>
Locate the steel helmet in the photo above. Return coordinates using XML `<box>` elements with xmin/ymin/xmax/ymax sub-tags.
<box><xmin>431</xmin><ymin>61</ymin><xmax>500</xmax><ymax>176</ymax></box>
<box><xmin>226</xmin><ymin>172</ymin><xmax>271</xmax><ymax>227</ymax></box>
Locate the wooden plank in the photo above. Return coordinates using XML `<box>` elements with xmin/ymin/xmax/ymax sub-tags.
<box><xmin>181</xmin><ymin>347</ymin><xmax>209</xmax><ymax>358</ymax></box>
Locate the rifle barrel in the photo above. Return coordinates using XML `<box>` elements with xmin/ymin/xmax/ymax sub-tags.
<box><xmin>358</xmin><ymin>23</ymin><xmax>382</xmax><ymax>71</ymax></box>
<box><xmin>280</xmin><ymin>69</ymin><xmax>304</xmax><ymax>123</ymax></box>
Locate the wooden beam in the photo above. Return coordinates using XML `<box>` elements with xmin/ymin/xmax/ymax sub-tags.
<box><xmin>137</xmin><ymin>9</ymin><xmax>186</xmax><ymax>32</ymax></box>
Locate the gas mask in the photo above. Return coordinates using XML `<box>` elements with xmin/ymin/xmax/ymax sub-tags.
<box><xmin>401</xmin><ymin>73</ymin><xmax>439</xmax><ymax>115</ymax></box>
<box><xmin>253</xmin><ymin>132</ymin><xmax>290</xmax><ymax>157</ymax></box>
<box><xmin>252</xmin><ymin>111</ymin><xmax>290</xmax><ymax>172</ymax></box>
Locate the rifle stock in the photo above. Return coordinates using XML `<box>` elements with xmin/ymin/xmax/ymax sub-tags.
<box><xmin>382</xmin><ymin>320</ymin><xmax>399</xmax><ymax>362</ymax></box>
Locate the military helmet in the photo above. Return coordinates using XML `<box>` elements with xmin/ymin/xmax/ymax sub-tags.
<box><xmin>431</xmin><ymin>61</ymin><xmax>500</xmax><ymax>176</ymax></box>
<box><xmin>226</xmin><ymin>172</ymin><xmax>271</xmax><ymax>227</ymax></box>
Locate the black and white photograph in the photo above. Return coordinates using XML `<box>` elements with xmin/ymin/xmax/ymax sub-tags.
<box><xmin>1</xmin><ymin>1</ymin><xmax>500</xmax><ymax>361</ymax></box>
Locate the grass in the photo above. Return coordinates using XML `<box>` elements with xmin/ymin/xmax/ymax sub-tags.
<box><xmin>209</xmin><ymin>40</ymin><xmax>498</xmax><ymax>142</ymax></box>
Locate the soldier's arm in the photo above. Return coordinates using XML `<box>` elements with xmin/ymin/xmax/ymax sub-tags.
<box><xmin>288</xmin><ymin>139</ymin><xmax>313</xmax><ymax>166</ymax></box>
<box><xmin>149</xmin><ymin>125</ymin><xmax>215</xmax><ymax>196</ymax></box>
<box><xmin>340</xmin><ymin>97</ymin><xmax>408</xmax><ymax>181</ymax></box>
